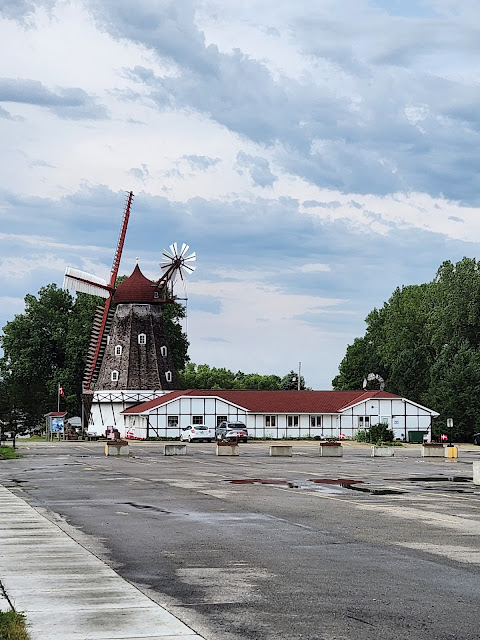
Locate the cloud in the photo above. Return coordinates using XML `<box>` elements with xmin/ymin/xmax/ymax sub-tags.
<box><xmin>87</xmin><ymin>0</ymin><xmax>480</xmax><ymax>204</ymax></box>
<box><xmin>129</xmin><ymin>164</ymin><xmax>149</xmax><ymax>181</ymax></box>
<box><xmin>0</xmin><ymin>0</ymin><xmax>56</xmax><ymax>24</ymax></box>
<box><xmin>183</xmin><ymin>155</ymin><xmax>221</xmax><ymax>171</ymax></box>
<box><xmin>0</xmin><ymin>78</ymin><xmax>108</xmax><ymax>119</ymax></box>
<box><xmin>235</xmin><ymin>151</ymin><xmax>277</xmax><ymax>187</ymax></box>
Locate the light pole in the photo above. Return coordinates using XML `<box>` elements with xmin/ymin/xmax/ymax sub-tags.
<box><xmin>446</xmin><ymin>417</ymin><xmax>453</xmax><ymax>446</ymax></box>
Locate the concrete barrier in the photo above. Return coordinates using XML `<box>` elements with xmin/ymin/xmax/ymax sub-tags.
<box><xmin>105</xmin><ymin>442</ymin><xmax>130</xmax><ymax>457</ymax></box>
<box><xmin>421</xmin><ymin>444</ymin><xmax>445</xmax><ymax>457</ymax></box>
<box><xmin>371</xmin><ymin>446</ymin><xmax>394</xmax><ymax>457</ymax></box>
<box><xmin>473</xmin><ymin>461</ymin><xmax>480</xmax><ymax>485</ymax></box>
<box><xmin>319</xmin><ymin>444</ymin><xmax>343</xmax><ymax>457</ymax></box>
<box><xmin>164</xmin><ymin>444</ymin><xmax>187</xmax><ymax>456</ymax></box>
<box><xmin>269</xmin><ymin>445</ymin><xmax>293</xmax><ymax>457</ymax></box>
<box><xmin>216</xmin><ymin>444</ymin><xmax>239</xmax><ymax>456</ymax></box>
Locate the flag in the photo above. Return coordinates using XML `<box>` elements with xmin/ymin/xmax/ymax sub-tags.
<box><xmin>59</xmin><ymin>385</ymin><xmax>65</xmax><ymax>398</ymax></box>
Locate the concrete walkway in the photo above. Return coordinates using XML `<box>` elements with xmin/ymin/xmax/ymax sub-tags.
<box><xmin>0</xmin><ymin>485</ymin><xmax>204</xmax><ymax>640</ymax></box>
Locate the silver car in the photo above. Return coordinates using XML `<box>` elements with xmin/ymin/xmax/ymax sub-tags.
<box><xmin>215</xmin><ymin>421</ymin><xmax>248</xmax><ymax>443</ymax></box>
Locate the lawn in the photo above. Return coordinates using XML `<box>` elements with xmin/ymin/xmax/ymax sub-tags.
<box><xmin>0</xmin><ymin>611</ymin><xmax>30</xmax><ymax>640</ymax></box>
<box><xmin>0</xmin><ymin>446</ymin><xmax>22</xmax><ymax>460</ymax></box>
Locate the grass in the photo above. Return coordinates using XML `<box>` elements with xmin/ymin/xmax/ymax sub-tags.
<box><xmin>0</xmin><ymin>447</ymin><xmax>22</xmax><ymax>460</ymax></box>
<box><xmin>0</xmin><ymin>611</ymin><xmax>30</xmax><ymax>640</ymax></box>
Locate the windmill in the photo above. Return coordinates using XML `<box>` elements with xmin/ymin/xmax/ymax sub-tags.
<box><xmin>63</xmin><ymin>192</ymin><xmax>197</xmax><ymax>431</ymax></box>
<box><xmin>64</xmin><ymin>191</ymin><xmax>134</xmax><ymax>392</ymax></box>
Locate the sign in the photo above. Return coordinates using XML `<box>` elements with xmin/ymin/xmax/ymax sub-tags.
<box><xmin>51</xmin><ymin>417</ymin><xmax>64</xmax><ymax>433</ymax></box>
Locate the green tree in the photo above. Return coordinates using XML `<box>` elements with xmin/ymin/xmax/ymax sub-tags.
<box><xmin>280</xmin><ymin>370</ymin><xmax>306</xmax><ymax>390</ymax></box>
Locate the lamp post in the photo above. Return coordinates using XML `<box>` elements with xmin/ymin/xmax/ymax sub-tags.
<box><xmin>446</xmin><ymin>417</ymin><xmax>453</xmax><ymax>446</ymax></box>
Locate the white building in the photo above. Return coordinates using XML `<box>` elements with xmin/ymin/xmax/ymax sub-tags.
<box><xmin>120</xmin><ymin>389</ymin><xmax>439</xmax><ymax>441</ymax></box>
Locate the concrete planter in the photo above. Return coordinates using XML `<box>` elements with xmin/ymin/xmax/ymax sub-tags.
<box><xmin>421</xmin><ymin>444</ymin><xmax>445</xmax><ymax>457</ymax></box>
<box><xmin>371</xmin><ymin>446</ymin><xmax>394</xmax><ymax>457</ymax></box>
<box><xmin>269</xmin><ymin>445</ymin><xmax>292</xmax><ymax>457</ymax></box>
<box><xmin>105</xmin><ymin>442</ymin><xmax>130</xmax><ymax>457</ymax></box>
<box><xmin>216</xmin><ymin>444</ymin><xmax>239</xmax><ymax>456</ymax></box>
<box><xmin>164</xmin><ymin>444</ymin><xmax>187</xmax><ymax>456</ymax></box>
<box><xmin>319</xmin><ymin>443</ymin><xmax>343</xmax><ymax>457</ymax></box>
<box><xmin>473</xmin><ymin>461</ymin><xmax>480</xmax><ymax>485</ymax></box>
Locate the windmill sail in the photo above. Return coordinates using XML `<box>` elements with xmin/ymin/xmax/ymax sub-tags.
<box><xmin>63</xmin><ymin>268</ymin><xmax>109</xmax><ymax>298</ymax></box>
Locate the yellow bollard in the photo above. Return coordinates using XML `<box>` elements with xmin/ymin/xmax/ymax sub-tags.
<box><xmin>445</xmin><ymin>446</ymin><xmax>458</xmax><ymax>458</ymax></box>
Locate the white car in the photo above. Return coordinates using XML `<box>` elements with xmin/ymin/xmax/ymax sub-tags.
<box><xmin>180</xmin><ymin>426</ymin><xmax>214</xmax><ymax>442</ymax></box>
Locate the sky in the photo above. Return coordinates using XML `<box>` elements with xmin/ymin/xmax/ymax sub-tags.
<box><xmin>1</xmin><ymin>0</ymin><xmax>480</xmax><ymax>390</ymax></box>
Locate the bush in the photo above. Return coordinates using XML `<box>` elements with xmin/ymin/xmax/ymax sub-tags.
<box><xmin>355</xmin><ymin>429</ymin><xmax>369</xmax><ymax>442</ymax></box>
<box><xmin>355</xmin><ymin>423</ymin><xmax>394</xmax><ymax>445</ymax></box>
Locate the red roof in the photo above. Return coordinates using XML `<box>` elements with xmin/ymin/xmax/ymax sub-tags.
<box><xmin>122</xmin><ymin>389</ymin><xmax>401</xmax><ymax>415</ymax></box>
<box><xmin>114</xmin><ymin>265</ymin><xmax>156</xmax><ymax>304</ymax></box>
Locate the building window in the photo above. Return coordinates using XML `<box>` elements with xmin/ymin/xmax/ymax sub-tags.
<box><xmin>115</xmin><ymin>345</ymin><xmax>122</xmax><ymax>356</ymax></box>
<box><xmin>358</xmin><ymin>416</ymin><xmax>370</xmax><ymax>428</ymax></box>
<box><xmin>287</xmin><ymin>415</ymin><xmax>299</xmax><ymax>427</ymax></box>
<box><xmin>160</xmin><ymin>345</ymin><xmax>168</xmax><ymax>357</ymax></box>
<box><xmin>216</xmin><ymin>415</ymin><xmax>227</xmax><ymax>426</ymax></box>
<box><xmin>192</xmin><ymin>415</ymin><xmax>204</xmax><ymax>425</ymax></box>
<box><xmin>265</xmin><ymin>415</ymin><xmax>276</xmax><ymax>427</ymax></box>
<box><xmin>167</xmin><ymin>416</ymin><xmax>179</xmax><ymax>427</ymax></box>
<box><xmin>111</xmin><ymin>370</ymin><xmax>119</xmax><ymax>382</ymax></box>
<box><xmin>310</xmin><ymin>416</ymin><xmax>322</xmax><ymax>428</ymax></box>
<box><xmin>165</xmin><ymin>371</ymin><xmax>172</xmax><ymax>382</ymax></box>
<box><xmin>106</xmin><ymin>335</ymin><xmax>110</xmax><ymax>345</ymax></box>
<box><xmin>138</xmin><ymin>333</ymin><xmax>146</xmax><ymax>345</ymax></box>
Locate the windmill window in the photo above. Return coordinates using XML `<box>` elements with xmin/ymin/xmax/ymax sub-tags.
<box><xmin>358</xmin><ymin>416</ymin><xmax>370</xmax><ymax>428</ymax></box>
<box><xmin>167</xmin><ymin>416</ymin><xmax>179</xmax><ymax>427</ymax></box>
<box><xmin>192</xmin><ymin>416</ymin><xmax>204</xmax><ymax>425</ymax></box>
<box><xmin>310</xmin><ymin>416</ymin><xmax>322</xmax><ymax>428</ymax></box>
<box><xmin>111</xmin><ymin>370</ymin><xmax>119</xmax><ymax>382</ymax></box>
<box><xmin>154</xmin><ymin>291</ymin><xmax>159</xmax><ymax>299</ymax></box>
<box><xmin>216</xmin><ymin>415</ymin><xmax>227</xmax><ymax>426</ymax></box>
<box><xmin>165</xmin><ymin>371</ymin><xmax>172</xmax><ymax>383</ymax></box>
<box><xmin>265</xmin><ymin>415</ymin><xmax>276</xmax><ymax>427</ymax></box>
<box><xmin>287</xmin><ymin>415</ymin><xmax>299</xmax><ymax>427</ymax></box>
<box><xmin>114</xmin><ymin>345</ymin><xmax>122</xmax><ymax>356</ymax></box>
<box><xmin>138</xmin><ymin>333</ymin><xmax>146</xmax><ymax>345</ymax></box>
<box><xmin>160</xmin><ymin>345</ymin><xmax>168</xmax><ymax>357</ymax></box>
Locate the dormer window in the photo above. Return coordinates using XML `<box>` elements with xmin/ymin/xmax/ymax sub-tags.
<box><xmin>115</xmin><ymin>345</ymin><xmax>122</xmax><ymax>356</ymax></box>
<box><xmin>154</xmin><ymin>291</ymin><xmax>159</xmax><ymax>299</ymax></box>
<box><xmin>160</xmin><ymin>345</ymin><xmax>167</xmax><ymax>357</ymax></box>
<box><xmin>111</xmin><ymin>370</ymin><xmax>119</xmax><ymax>382</ymax></box>
<box><xmin>138</xmin><ymin>333</ymin><xmax>146</xmax><ymax>345</ymax></box>
<box><xmin>165</xmin><ymin>371</ymin><xmax>172</xmax><ymax>383</ymax></box>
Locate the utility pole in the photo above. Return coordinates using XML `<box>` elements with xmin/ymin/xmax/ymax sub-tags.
<box><xmin>298</xmin><ymin>361</ymin><xmax>301</xmax><ymax>391</ymax></box>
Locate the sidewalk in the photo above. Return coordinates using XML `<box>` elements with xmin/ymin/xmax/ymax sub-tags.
<box><xmin>0</xmin><ymin>485</ymin><xmax>204</xmax><ymax>640</ymax></box>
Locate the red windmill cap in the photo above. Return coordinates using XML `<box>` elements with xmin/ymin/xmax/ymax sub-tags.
<box><xmin>113</xmin><ymin>265</ymin><xmax>156</xmax><ymax>304</ymax></box>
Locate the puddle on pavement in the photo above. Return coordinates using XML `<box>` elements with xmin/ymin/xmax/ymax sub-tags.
<box><xmin>229</xmin><ymin>479</ymin><xmax>289</xmax><ymax>485</ymax></box>
<box><xmin>389</xmin><ymin>476</ymin><xmax>472</xmax><ymax>483</ymax></box>
<box><xmin>123</xmin><ymin>502</ymin><xmax>171</xmax><ymax>514</ymax></box>
<box><xmin>228</xmin><ymin>477</ymin><xmax>405</xmax><ymax>495</ymax></box>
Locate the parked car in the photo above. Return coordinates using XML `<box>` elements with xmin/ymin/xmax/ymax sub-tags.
<box><xmin>180</xmin><ymin>426</ymin><xmax>214</xmax><ymax>443</ymax></box>
<box><xmin>473</xmin><ymin>433</ymin><xmax>480</xmax><ymax>446</ymax></box>
<box><xmin>215</xmin><ymin>421</ymin><xmax>248</xmax><ymax>443</ymax></box>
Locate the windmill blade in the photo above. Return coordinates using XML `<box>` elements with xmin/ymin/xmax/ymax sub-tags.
<box><xmin>183</xmin><ymin>251</ymin><xmax>196</xmax><ymax>263</ymax></box>
<box><xmin>162</xmin><ymin>247</ymin><xmax>174</xmax><ymax>261</ymax></box>
<box><xmin>180</xmin><ymin>243</ymin><xmax>190</xmax><ymax>257</ymax></box>
<box><xmin>63</xmin><ymin>268</ymin><xmax>109</xmax><ymax>298</ymax></box>
<box><xmin>181</xmin><ymin>263</ymin><xmax>196</xmax><ymax>275</ymax></box>
<box><xmin>169</xmin><ymin>242</ymin><xmax>178</xmax><ymax>258</ymax></box>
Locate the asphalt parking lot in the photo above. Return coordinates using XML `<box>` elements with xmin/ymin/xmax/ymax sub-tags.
<box><xmin>1</xmin><ymin>441</ymin><xmax>479</xmax><ymax>640</ymax></box>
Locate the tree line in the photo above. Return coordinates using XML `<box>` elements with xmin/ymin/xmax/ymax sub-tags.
<box><xmin>0</xmin><ymin>282</ymin><xmax>305</xmax><ymax>433</ymax></box>
<box><xmin>333</xmin><ymin>257</ymin><xmax>480</xmax><ymax>441</ymax></box>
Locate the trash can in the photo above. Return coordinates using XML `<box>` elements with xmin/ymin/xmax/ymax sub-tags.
<box><xmin>408</xmin><ymin>430</ymin><xmax>427</xmax><ymax>444</ymax></box>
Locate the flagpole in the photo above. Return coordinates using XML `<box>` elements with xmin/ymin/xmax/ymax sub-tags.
<box><xmin>57</xmin><ymin>383</ymin><xmax>60</xmax><ymax>412</ymax></box>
